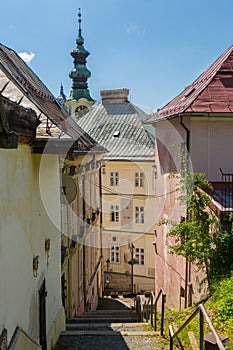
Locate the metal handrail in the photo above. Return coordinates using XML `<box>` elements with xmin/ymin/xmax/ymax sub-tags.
<box><xmin>169</xmin><ymin>303</ymin><xmax>226</xmax><ymax>350</ymax></box>
<box><xmin>136</xmin><ymin>289</ymin><xmax>166</xmax><ymax>336</ymax></box>
<box><xmin>154</xmin><ymin>288</ymin><xmax>166</xmax><ymax>335</ymax></box>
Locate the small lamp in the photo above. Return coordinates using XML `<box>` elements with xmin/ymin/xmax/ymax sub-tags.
<box><xmin>33</xmin><ymin>255</ymin><xmax>39</xmax><ymax>277</ymax></box>
<box><xmin>45</xmin><ymin>238</ymin><xmax>51</xmax><ymax>252</ymax></box>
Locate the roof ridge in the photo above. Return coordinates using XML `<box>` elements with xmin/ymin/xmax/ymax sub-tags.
<box><xmin>147</xmin><ymin>44</ymin><xmax>233</xmax><ymax>123</ymax></box>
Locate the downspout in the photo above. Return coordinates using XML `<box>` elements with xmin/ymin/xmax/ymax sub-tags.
<box><xmin>99</xmin><ymin>164</ymin><xmax>103</xmax><ymax>258</ymax></box>
<box><xmin>99</xmin><ymin>163</ymin><xmax>103</xmax><ymax>295</ymax></box>
<box><xmin>179</xmin><ymin>115</ymin><xmax>190</xmax><ymax>308</ymax></box>
<box><xmin>179</xmin><ymin>115</ymin><xmax>190</xmax><ymax>152</ymax></box>
<box><xmin>82</xmin><ymin>174</ymin><xmax>87</xmax><ymax>311</ymax></box>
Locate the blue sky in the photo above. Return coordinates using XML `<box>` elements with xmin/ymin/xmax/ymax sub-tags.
<box><xmin>1</xmin><ymin>0</ymin><xmax>233</xmax><ymax>112</ymax></box>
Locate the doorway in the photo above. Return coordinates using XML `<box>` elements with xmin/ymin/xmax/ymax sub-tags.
<box><xmin>39</xmin><ymin>279</ymin><xmax>47</xmax><ymax>350</ymax></box>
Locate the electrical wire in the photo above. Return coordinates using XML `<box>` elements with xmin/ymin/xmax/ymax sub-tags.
<box><xmin>84</xmin><ymin>177</ymin><xmax>177</xmax><ymax>200</ymax></box>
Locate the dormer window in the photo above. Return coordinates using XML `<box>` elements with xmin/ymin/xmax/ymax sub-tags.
<box><xmin>113</xmin><ymin>131</ymin><xmax>120</xmax><ymax>137</ymax></box>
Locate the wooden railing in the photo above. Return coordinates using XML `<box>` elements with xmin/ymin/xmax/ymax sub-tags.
<box><xmin>169</xmin><ymin>303</ymin><xmax>226</xmax><ymax>350</ymax></box>
<box><xmin>136</xmin><ymin>289</ymin><xmax>166</xmax><ymax>336</ymax></box>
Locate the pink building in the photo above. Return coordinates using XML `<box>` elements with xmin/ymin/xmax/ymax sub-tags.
<box><xmin>147</xmin><ymin>45</ymin><xmax>233</xmax><ymax>309</ymax></box>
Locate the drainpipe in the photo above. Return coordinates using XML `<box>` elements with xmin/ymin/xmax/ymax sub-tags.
<box><xmin>99</xmin><ymin>163</ymin><xmax>103</xmax><ymax>295</ymax></box>
<box><xmin>179</xmin><ymin>115</ymin><xmax>190</xmax><ymax>152</ymax></box>
<box><xmin>99</xmin><ymin>163</ymin><xmax>103</xmax><ymax>259</ymax></box>
<box><xmin>179</xmin><ymin>115</ymin><xmax>190</xmax><ymax>308</ymax></box>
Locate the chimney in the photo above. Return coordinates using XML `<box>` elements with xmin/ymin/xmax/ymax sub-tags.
<box><xmin>100</xmin><ymin>88</ymin><xmax>129</xmax><ymax>104</ymax></box>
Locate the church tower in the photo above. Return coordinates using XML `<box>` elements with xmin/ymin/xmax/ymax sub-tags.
<box><xmin>66</xmin><ymin>9</ymin><xmax>95</xmax><ymax>118</ymax></box>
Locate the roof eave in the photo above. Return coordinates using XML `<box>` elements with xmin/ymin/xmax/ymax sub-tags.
<box><xmin>32</xmin><ymin>138</ymin><xmax>100</xmax><ymax>155</ymax></box>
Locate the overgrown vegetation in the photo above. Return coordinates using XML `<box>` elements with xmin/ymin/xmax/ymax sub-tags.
<box><xmin>160</xmin><ymin>147</ymin><xmax>233</xmax><ymax>287</ymax></box>
<box><xmin>159</xmin><ymin>275</ymin><xmax>233</xmax><ymax>348</ymax></box>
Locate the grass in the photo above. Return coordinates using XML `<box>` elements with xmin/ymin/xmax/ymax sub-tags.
<box><xmin>154</xmin><ymin>275</ymin><xmax>233</xmax><ymax>349</ymax></box>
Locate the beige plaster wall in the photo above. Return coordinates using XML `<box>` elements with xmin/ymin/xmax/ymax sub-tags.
<box><xmin>0</xmin><ymin>145</ymin><xmax>65</xmax><ymax>348</ymax></box>
<box><xmin>190</xmin><ymin>118</ymin><xmax>233</xmax><ymax>181</ymax></box>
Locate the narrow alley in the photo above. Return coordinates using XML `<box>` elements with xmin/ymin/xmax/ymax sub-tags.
<box><xmin>55</xmin><ymin>297</ymin><xmax>168</xmax><ymax>350</ymax></box>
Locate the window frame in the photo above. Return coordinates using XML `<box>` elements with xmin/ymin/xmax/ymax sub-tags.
<box><xmin>135</xmin><ymin>206</ymin><xmax>144</xmax><ymax>224</ymax></box>
<box><xmin>110</xmin><ymin>172</ymin><xmax>119</xmax><ymax>186</ymax></box>
<box><xmin>135</xmin><ymin>172</ymin><xmax>144</xmax><ymax>187</ymax></box>
<box><xmin>110</xmin><ymin>245</ymin><xmax>120</xmax><ymax>263</ymax></box>
<box><xmin>135</xmin><ymin>247</ymin><xmax>145</xmax><ymax>265</ymax></box>
<box><xmin>110</xmin><ymin>205</ymin><xmax>119</xmax><ymax>222</ymax></box>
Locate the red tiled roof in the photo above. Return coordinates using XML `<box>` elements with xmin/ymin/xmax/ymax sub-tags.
<box><xmin>147</xmin><ymin>45</ymin><xmax>233</xmax><ymax>123</ymax></box>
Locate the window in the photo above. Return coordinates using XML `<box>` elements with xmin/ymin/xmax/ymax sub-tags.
<box><xmin>135</xmin><ymin>248</ymin><xmax>144</xmax><ymax>265</ymax></box>
<box><xmin>135</xmin><ymin>206</ymin><xmax>144</xmax><ymax>223</ymax></box>
<box><xmin>110</xmin><ymin>245</ymin><xmax>120</xmax><ymax>263</ymax></box>
<box><xmin>110</xmin><ymin>172</ymin><xmax>119</xmax><ymax>186</ymax></box>
<box><xmin>135</xmin><ymin>172</ymin><xmax>144</xmax><ymax>187</ymax></box>
<box><xmin>110</xmin><ymin>205</ymin><xmax>119</xmax><ymax>222</ymax></box>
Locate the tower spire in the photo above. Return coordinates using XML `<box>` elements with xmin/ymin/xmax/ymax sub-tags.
<box><xmin>68</xmin><ymin>8</ymin><xmax>95</xmax><ymax>107</ymax></box>
<box><xmin>78</xmin><ymin>8</ymin><xmax>82</xmax><ymax>35</ymax></box>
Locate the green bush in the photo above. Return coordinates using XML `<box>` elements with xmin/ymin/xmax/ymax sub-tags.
<box><xmin>211</xmin><ymin>275</ymin><xmax>233</xmax><ymax>321</ymax></box>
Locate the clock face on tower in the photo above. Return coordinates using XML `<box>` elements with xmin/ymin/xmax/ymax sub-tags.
<box><xmin>75</xmin><ymin>105</ymin><xmax>88</xmax><ymax>118</ymax></box>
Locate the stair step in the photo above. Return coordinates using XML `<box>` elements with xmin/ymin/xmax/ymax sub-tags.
<box><xmin>68</xmin><ymin>315</ymin><xmax>138</xmax><ymax>324</ymax></box>
<box><xmin>79</xmin><ymin>309</ymin><xmax>136</xmax><ymax>315</ymax></box>
<box><xmin>62</xmin><ymin>330</ymin><xmax>157</xmax><ymax>336</ymax></box>
<box><xmin>66</xmin><ymin>322</ymin><xmax>151</xmax><ymax>332</ymax></box>
<box><xmin>67</xmin><ymin>322</ymin><xmax>145</xmax><ymax>328</ymax></box>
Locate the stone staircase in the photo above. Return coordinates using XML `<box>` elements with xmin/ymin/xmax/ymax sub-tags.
<box><xmin>55</xmin><ymin>298</ymin><xmax>168</xmax><ymax>349</ymax></box>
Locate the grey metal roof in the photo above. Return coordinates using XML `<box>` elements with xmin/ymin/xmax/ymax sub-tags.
<box><xmin>78</xmin><ymin>101</ymin><xmax>155</xmax><ymax>161</ymax></box>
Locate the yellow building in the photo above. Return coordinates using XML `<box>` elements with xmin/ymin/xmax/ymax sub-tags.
<box><xmin>78</xmin><ymin>89</ymin><xmax>156</xmax><ymax>294</ymax></box>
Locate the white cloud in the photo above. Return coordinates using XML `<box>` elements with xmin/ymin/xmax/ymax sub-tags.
<box><xmin>126</xmin><ymin>24</ymin><xmax>140</xmax><ymax>35</ymax></box>
<box><xmin>18</xmin><ymin>51</ymin><xmax>35</xmax><ymax>64</ymax></box>
<box><xmin>126</xmin><ymin>24</ymin><xmax>145</xmax><ymax>36</ymax></box>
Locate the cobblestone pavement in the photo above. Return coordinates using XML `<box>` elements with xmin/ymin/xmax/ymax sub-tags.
<box><xmin>56</xmin><ymin>333</ymin><xmax>167</xmax><ymax>350</ymax></box>
<box><xmin>55</xmin><ymin>297</ymin><xmax>168</xmax><ymax>350</ymax></box>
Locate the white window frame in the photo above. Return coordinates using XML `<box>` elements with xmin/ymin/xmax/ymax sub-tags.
<box><xmin>135</xmin><ymin>248</ymin><xmax>144</xmax><ymax>265</ymax></box>
<box><xmin>110</xmin><ymin>172</ymin><xmax>119</xmax><ymax>186</ymax></box>
<box><xmin>110</xmin><ymin>205</ymin><xmax>119</xmax><ymax>222</ymax></box>
<box><xmin>110</xmin><ymin>245</ymin><xmax>120</xmax><ymax>263</ymax></box>
<box><xmin>135</xmin><ymin>172</ymin><xmax>144</xmax><ymax>187</ymax></box>
<box><xmin>135</xmin><ymin>206</ymin><xmax>144</xmax><ymax>224</ymax></box>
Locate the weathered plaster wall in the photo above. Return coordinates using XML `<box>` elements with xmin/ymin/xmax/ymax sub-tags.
<box><xmin>154</xmin><ymin>119</ymin><xmax>208</xmax><ymax>309</ymax></box>
<box><xmin>0</xmin><ymin>145</ymin><xmax>65</xmax><ymax>348</ymax></box>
